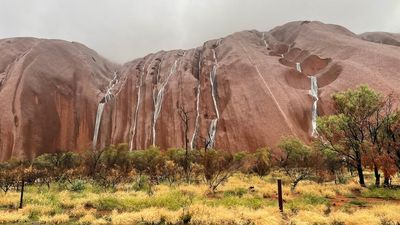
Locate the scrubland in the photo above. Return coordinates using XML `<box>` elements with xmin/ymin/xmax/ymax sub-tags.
<box><xmin>1</xmin><ymin>173</ymin><xmax>399</xmax><ymax>225</ymax></box>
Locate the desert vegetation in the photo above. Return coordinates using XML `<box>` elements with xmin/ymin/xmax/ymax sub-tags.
<box><xmin>1</xmin><ymin>85</ymin><xmax>400</xmax><ymax>225</ymax></box>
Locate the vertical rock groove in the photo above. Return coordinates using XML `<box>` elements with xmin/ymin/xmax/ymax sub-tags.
<box><xmin>92</xmin><ymin>71</ymin><xmax>118</xmax><ymax>149</ymax></box>
<box><xmin>190</xmin><ymin>48</ymin><xmax>202</xmax><ymax>150</ymax></box>
<box><xmin>152</xmin><ymin>59</ymin><xmax>178</xmax><ymax>146</ymax></box>
<box><xmin>128</xmin><ymin>62</ymin><xmax>145</xmax><ymax>151</ymax></box>
<box><xmin>207</xmin><ymin>40</ymin><xmax>222</xmax><ymax>148</ymax></box>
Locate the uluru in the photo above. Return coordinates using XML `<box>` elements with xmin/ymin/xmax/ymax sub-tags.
<box><xmin>3</xmin><ymin>1</ymin><xmax>400</xmax><ymax>224</ymax></box>
<box><xmin>1</xmin><ymin>21</ymin><xmax>400</xmax><ymax>161</ymax></box>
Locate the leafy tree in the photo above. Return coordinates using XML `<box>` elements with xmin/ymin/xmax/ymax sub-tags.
<box><xmin>244</xmin><ymin>147</ymin><xmax>271</xmax><ymax>177</ymax></box>
<box><xmin>277</xmin><ymin>137</ymin><xmax>316</xmax><ymax>192</ymax></box>
<box><xmin>33</xmin><ymin>151</ymin><xmax>81</xmax><ymax>186</ymax></box>
<box><xmin>0</xmin><ymin>159</ymin><xmax>21</xmax><ymax>193</ymax></box>
<box><xmin>94</xmin><ymin>144</ymin><xmax>134</xmax><ymax>189</ymax></box>
<box><xmin>130</xmin><ymin>146</ymin><xmax>166</xmax><ymax>182</ymax></box>
<box><xmin>317</xmin><ymin>85</ymin><xmax>397</xmax><ymax>187</ymax></box>
<box><xmin>378</xmin><ymin>110</ymin><xmax>400</xmax><ymax>185</ymax></box>
<box><xmin>197</xmin><ymin>149</ymin><xmax>246</xmax><ymax>193</ymax></box>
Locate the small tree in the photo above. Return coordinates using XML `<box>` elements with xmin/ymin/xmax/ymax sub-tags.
<box><xmin>317</xmin><ymin>85</ymin><xmax>397</xmax><ymax>187</ymax></box>
<box><xmin>244</xmin><ymin>147</ymin><xmax>271</xmax><ymax>177</ymax></box>
<box><xmin>0</xmin><ymin>159</ymin><xmax>20</xmax><ymax>193</ymax></box>
<box><xmin>277</xmin><ymin>137</ymin><xmax>316</xmax><ymax>192</ymax></box>
<box><xmin>197</xmin><ymin>149</ymin><xmax>246</xmax><ymax>193</ymax></box>
<box><xmin>130</xmin><ymin>146</ymin><xmax>166</xmax><ymax>183</ymax></box>
<box><xmin>94</xmin><ymin>144</ymin><xmax>133</xmax><ymax>189</ymax></box>
<box><xmin>177</xmin><ymin>103</ymin><xmax>192</xmax><ymax>182</ymax></box>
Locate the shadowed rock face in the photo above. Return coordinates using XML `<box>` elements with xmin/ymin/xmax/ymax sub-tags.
<box><xmin>1</xmin><ymin>21</ymin><xmax>400</xmax><ymax>160</ymax></box>
<box><xmin>359</xmin><ymin>32</ymin><xmax>400</xmax><ymax>47</ymax></box>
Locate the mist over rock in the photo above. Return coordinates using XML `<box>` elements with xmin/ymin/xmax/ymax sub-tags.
<box><xmin>1</xmin><ymin>21</ymin><xmax>400</xmax><ymax>160</ymax></box>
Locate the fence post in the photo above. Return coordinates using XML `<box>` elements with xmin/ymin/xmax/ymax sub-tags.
<box><xmin>19</xmin><ymin>179</ymin><xmax>25</xmax><ymax>209</ymax></box>
<box><xmin>277</xmin><ymin>179</ymin><xmax>283</xmax><ymax>213</ymax></box>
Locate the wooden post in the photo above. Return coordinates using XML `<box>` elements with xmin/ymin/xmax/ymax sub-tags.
<box><xmin>19</xmin><ymin>179</ymin><xmax>24</xmax><ymax>209</ymax></box>
<box><xmin>277</xmin><ymin>179</ymin><xmax>283</xmax><ymax>212</ymax></box>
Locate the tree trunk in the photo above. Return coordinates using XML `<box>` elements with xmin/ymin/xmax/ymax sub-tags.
<box><xmin>291</xmin><ymin>177</ymin><xmax>301</xmax><ymax>192</ymax></box>
<box><xmin>356</xmin><ymin>161</ymin><xmax>366</xmax><ymax>187</ymax></box>
<box><xmin>383</xmin><ymin>176</ymin><xmax>390</xmax><ymax>187</ymax></box>
<box><xmin>373</xmin><ymin>164</ymin><xmax>380</xmax><ymax>187</ymax></box>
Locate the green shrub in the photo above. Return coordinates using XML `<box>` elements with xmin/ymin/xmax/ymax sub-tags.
<box><xmin>95</xmin><ymin>197</ymin><xmax>124</xmax><ymax>211</ymax></box>
<box><xmin>361</xmin><ymin>187</ymin><xmax>400</xmax><ymax>200</ymax></box>
<box><xmin>348</xmin><ymin>200</ymin><xmax>367</xmax><ymax>207</ymax></box>
<box><xmin>70</xmin><ymin>180</ymin><xmax>86</xmax><ymax>192</ymax></box>
<box><xmin>133</xmin><ymin>175</ymin><xmax>153</xmax><ymax>195</ymax></box>
<box><xmin>300</xmin><ymin>194</ymin><xmax>329</xmax><ymax>205</ymax></box>
<box><xmin>223</xmin><ymin>188</ymin><xmax>247</xmax><ymax>198</ymax></box>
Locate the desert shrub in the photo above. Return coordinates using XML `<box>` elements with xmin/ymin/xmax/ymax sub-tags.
<box><xmin>95</xmin><ymin>196</ymin><xmax>125</xmax><ymax>211</ymax></box>
<box><xmin>244</xmin><ymin>147</ymin><xmax>271</xmax><ymax>177</ymax></box>
<box><xmin>33</xmin><ymin>152</ymin><xmax>81</xmax><ymax>184</ymax></box>
<box><xmin>277</xmin><ymin>137</ymin><xmax>317</xmax><ymax>191</ymax></box>
<box><xmin>348</xmin><ymin>200</ymin><xmax>368</xmax><ymax>207</ymax></box>
<box><xmin>70</xmin><ymin>179</ymin><xmax>86</xmax><ymax>192</ymax></box>
<box><xmin>223</xmin><ymin>188</ymin><xmax>247</xmax><ymax>198</ymax></box>
<box><xmin>165</xmin><ymin>148</ymin><xmax>197</xmax><ymax>182</ymax></box>
<box><xmin>130</xmin><ymin>146</ymin><xmax>166</xmax><ymax>182</ymax></box>
<box><xmin>133</xmin><ymin>175</ymin><xmax>153</xmax><ymax>195</ymax></box>
<box><xmin>299</xmin><ymin>194</ymin><xmax>329</xmax><ymax>205</ymax></box>
<box><xmin>0</xmin><ymin>159</ymin><xmax>21</xmax><ymax>193</ymax></box>
<box><xmin>196</xmin><ymin>149</ymin><xmax>247</xmax><ymax>192</ymax></box>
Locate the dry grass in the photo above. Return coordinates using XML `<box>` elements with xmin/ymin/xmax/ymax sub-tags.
<box><xmin>0</xmin><ymin>174</ymin><xmax>399</xmax><ymax>224</ymax></box>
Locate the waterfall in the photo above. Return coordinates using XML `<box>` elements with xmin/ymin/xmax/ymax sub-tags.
<box><xmin>281</xmin><ymin>54</ymin><xmax>284</xmax><ymax>58</ymax></box>
<box><xmin>129</xmin><ymin>65</ymin><xmax>145</xmax><ymax>151</ymax></box>
<box><xmin>261</xmin><ymin>32</ymin><xmax>268</xmax><ymax>47</ymax></box>
<box><xmin>92</xmin><ymin>71</ymin><xmax>119</xmax><ymax>149</ymax></box>
<box><xmin>208</xmin><ymin>48</ymin><xmax>220</xmax><ymax>148</ymax></box>
<box><xmin>92</xmin><ymin>103</ymin><xmax>105</xmax><ymax>149</ymax></box>
<box><xmin>296</xmin><ymin>62</ymin><xmax>302</xmax><ymax>73</ymax></box>
<box><xmin>309</xmin><ymin>76</ymin><xmax>319</xmax><ymax>137</ymax></box>
<box><xmin>190</xmin><ymin>57</ymin><xmax>201</xmax><ymax>150</ymax></box>
<box><xmin>152</xmin><ymin>59</ymin><xmax>178</xmax><ymax>146</ymax></box>
<box><xmin>190</xmin><ymin>82</ymin><xmax>201</xmax><ymax>149</ymax></box>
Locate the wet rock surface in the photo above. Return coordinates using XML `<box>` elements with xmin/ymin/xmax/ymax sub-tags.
<box><xmin>1</xmin><ymin>21</ymin><xmax>400</xmax><ymax>160</ymax></box>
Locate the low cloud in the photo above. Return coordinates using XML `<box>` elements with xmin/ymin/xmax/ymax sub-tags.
<box><xmin>1</xmin><ymin>0</ymin><xmax>399</xmax><ymax>63</ymax></box>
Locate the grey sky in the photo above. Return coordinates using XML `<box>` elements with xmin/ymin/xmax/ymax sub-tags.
<box><xmin>1</xmin><ymin>0</ymin><xmax>399</xmax><ymax>63</ymax></box>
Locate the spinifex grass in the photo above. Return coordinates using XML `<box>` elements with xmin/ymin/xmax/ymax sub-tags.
<box><xmin>0</xmin><ymin>174</ymin><xmax>399</xmax><ymax>224</ymax></box>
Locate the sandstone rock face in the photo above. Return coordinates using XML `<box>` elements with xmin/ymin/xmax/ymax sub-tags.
<box><xmin>1</xmin><ymin>21</ymin><xmax>400</xmax><ymax>160</ymax></box>
<box><xmin>360</xmin><ymin>32</ymin><xmax>400</xmax><ymax>47</ymax></box>
<box><xmin>0</xmin><ymin>38</ymin><xmax>117</xmax><ymax>160</ymax></box>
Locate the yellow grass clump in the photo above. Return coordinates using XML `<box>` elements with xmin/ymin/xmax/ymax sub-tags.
<box><xmin>0</xmin><ymin>210</ymin><xmax>28</xmax><ymax>224</ymax></box>
<box><xmin>290</xmin><ymin>210</ymin><xmax>330</xmax><ymax>225</ymax></box>
<box><xmin>330</xmin><ymin>211</ymin><xmax>382</xmax><ymax>225</ymax></box>
<box><xmin>92</xmin><ymin>218</ymin><xmax>110</xmax><ymax>225</ymax></box>
<box><xmin>239</xmin><ymin>207</ymin><xmax>282</xmax><ymax>225</ymax></box>
<box><xmin>295</xmin><ymin>183</ymin><xmax>336</xmax><ymax>198</ymax></box>
<box><xmin>39</xmin><ymin>213</ymin><xmax>70</xmax><ymax>224</ymax></box>
<box><xmin>188</xmin><ymin>204</ymin><xmax>282</xmax><ymax>225</ymax></box>
<box><xmin>69</xmin><ymin>204</ymin><xmax>97</xmax><ymax>218</ymax></box>
<box><xmin>111</xmin><ymin>208</ymin><xmax>181</xmax><ymax>225</ymax></box>
<box><xmin>0</xmin><ymin>193</ymin><xmax>19</xmax><ymax>208</ymax></box>
<box><xmin>19</xmin><ymin>203</ymin><xmax>54</xmax><ymax>216</ymax></box>
<box><xmin>370</xmin><ymin>204</ymin><xmax>400</xmax><ymax>223</ymax></box>
<box><xmin>77</xmin><ymin>214</ymin><xmax>97</xmax><ymax>225</ymax></box>
<box><xmin>178</xmin><ymin>183</ymin><xmax>209</xmax><ymax>196</ymax></box>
